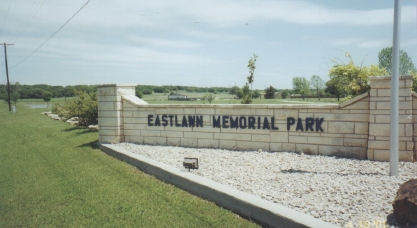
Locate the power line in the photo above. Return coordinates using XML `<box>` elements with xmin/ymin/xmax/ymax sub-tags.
<box><xmin>10</xmin><ymin>0</ymin><xmax>91</xmax><ymax>69</ymax></box>
<box><xmin>0</xmin><ymin>0</ymin><xmax>14</xmax><ymax>36</ymax></box>
<box><xmin>11</xmin><ymin>0</ymin><xmax>46</xmax><ymax>43</ymax></box>
<box><xmin>10</xmin><ymin>0</ymin><xmax>40</xmax><ymax>41</ymax></box>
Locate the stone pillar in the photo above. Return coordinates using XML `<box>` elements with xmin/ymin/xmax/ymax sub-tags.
<box><xmin>97</xmin><ymin>84</ymin><xmax>136</xmax><ymax>144</ymax></box>
<box><xmin>367</xmin><ymin>76</ymin><xmax>413</xmax><ymax>161</ymax></box>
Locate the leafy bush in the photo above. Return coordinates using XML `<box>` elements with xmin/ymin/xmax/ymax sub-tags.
<box><xmin>52</xmin><ymin>90</ymin><xmax>98</xmax><ymax>126</ymax></box>
<box><xmin>241</xmin><ymin>83</ymin><xmax>252</xmax><ymax>104</ymax></box>
<box><xmin>339</xmin><ymin>95</ymin><xmax>353</xmax><ymax>103</ymax></box>
<box><xmin>281</xmin><ymin>90</ymin><xmax>289</xmax><ymax>99</ymax></box>
<box><xmin>135</xmin><ymin>90</ymin><xmax>143</xmax><ymax>98</ymax></box>
<box><xmin>253</xmin><ymin>90</ymin><xmax>260</xmax><ymax>99</ymax></box>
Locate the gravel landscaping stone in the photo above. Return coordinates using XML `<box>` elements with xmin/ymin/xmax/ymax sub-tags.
<box><xmin>115</xmin><ymin>143</ymin><xmax>417</xmax><ymax>227</ymax></box>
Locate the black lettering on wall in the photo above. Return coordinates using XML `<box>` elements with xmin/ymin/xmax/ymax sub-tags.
<box><xmin>182</xmin><ymin>116</ymin><xmax>188</xmax><ymax>127</ymax></box>
<box><xmin>262</xmin><ymin>117</ymin><xmax>270</xmax><ymax>130</ymax></box>
<box><xmin>148</xmin><ymin>115</ymin><xmax>154</xmax><ymax>126</ymax></box>
<box><xmin>248</xmin><ymin>116</ymin><xmax>255</xmax><ymax>129</ymax></box>
<box><xmin>315</xmin><ymin>118</ymin><xmax>324</xmax><ymax>132</ymax></box>
<box><xmin>230</xmin><ymin>116</ymin><xmax>238</xmax><ymax>129</ymax></box>
<box><xmin>222</xmin><ymin>116</ymin><xmax>229</xmax><ymax>128</ymax></box>
<box><xmin>305</xmin><ymin>118</ymin><xmax>314</xmax><ymax>131</ymax></box>
<box><xmin>271</xmin><ymin>117</ymin><xmax>278</xmax><ymax>130</ymax></box>
<box><xmin>196</xmin><ymin>116</ymin><xmax>203</xmax><ymax>127</ymax></box>
<box><xmin>175</xmin><ymin>115</ymin><xmax>181</xmax><ymax>127</ymax></box>
<box><xmin>213</xmin><ymin>116</ymin><xmax>221</xmax><ymax>128</ymax></box>
<box><xmin>147</xmin><ymin>113</ymin><xmax>323</xmax><ymax>133</ymax></box>
<box><xmin>188</xmin><ymin>116</ymin><xmax>195</xmax><ymax>127</ymax></box>
<box><xmin>168</xmin><ymin>115</ymin><xmax>174</xmax><ymax>126</ymax></box>
<box><xmin>239</xmin><ymin>117</ymin><xmax>247</xmax><ymax>129</ymax></box>
<box><xmin>296</xmin><ymin>118</ymin><xmax>304</xmax><ymax>131</ymax></box>
<box><xmin>287</xmin><ymin>117</ymin><xmax>295</xmax><ymax>130</ymax></box>
<box><xmin>154</xmin><ymin>115</ymin><xmax>161</xmax><ymax>126</ymax></box>
<box><xmin>162</xmin><ymin>115</ymin><xmax>168</xmax><ymax>126</ymax></box>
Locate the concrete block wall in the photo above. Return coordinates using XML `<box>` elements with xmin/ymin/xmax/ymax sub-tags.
<box><xmin>122</xmin><ymin>102</ymin><xmax>369</xmax><ymax>158</ymax></box>
<box><xmin>413</xmin><ymin>93</ymin><xmax>417</xmax><ymax>160</ymax></box>
<box><xmin>367</xmin><ymin>76</ymin><xmax>414</xmax><ymax>161</ymax></box>
<box><xmin>98</xmin><ymin>76</ymin><xmax>415</xmax><ymax>161</ymax></box>
<box><xmin>97</xmin><ymin>84</ymin><xmax>136</xmax><ymax>144</ymax></box>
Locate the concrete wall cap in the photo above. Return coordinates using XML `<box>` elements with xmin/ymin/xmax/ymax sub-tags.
<box><xmin>368</xmin><ymin>75</ymin><xmax>413</xmax><ymax>81</ymax></box>
<box><xmin>122</xmin><ymin>95</ymin><xmax>148</xmax><ymax>105</ymax></box>
<box><xmin>122</xmin><ymin>103</ymin><xmax>339</xmax><ymax>109</ymax></box>
<box><xmin>340</xmin><ymin>92</ymin><xmax>369</xmax><ymax>108</ymax></box>
<box><xmin>97</xmin><ymin>84</ymin><xmax>137</xmax><ymax>88</ymax></box>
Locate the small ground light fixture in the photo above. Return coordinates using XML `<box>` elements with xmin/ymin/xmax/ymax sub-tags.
<box><xmin>183</xmin><ymin>158</ymin><xmax>198</xmax><ymax>171</ymax></box>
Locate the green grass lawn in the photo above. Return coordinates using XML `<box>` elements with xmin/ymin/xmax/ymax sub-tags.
<box><xmin>0</xmin><ymin>101</ymin><xmax>259</xmax><ymax>228</ymax></box>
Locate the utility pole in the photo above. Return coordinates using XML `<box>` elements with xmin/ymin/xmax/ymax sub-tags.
<box><xmin>3</xmin><ymin>43</ymin><xmax>13</xmax><ymax>111</ymax></box>
<box><xmin>390</xmin><ymin>0</ymin><xmax>400</xmax><ymax>176</ymax></box>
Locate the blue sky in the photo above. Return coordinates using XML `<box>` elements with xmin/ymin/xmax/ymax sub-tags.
<box><xmin>0</xmin><ymin>0</ymin><xmax>416</xmax><ymax>89</ymax></box>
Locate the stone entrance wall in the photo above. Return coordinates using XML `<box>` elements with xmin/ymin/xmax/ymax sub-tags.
<box><xmin>98</xmin><ymin>76</ymin><xmax>415</xmax><ymax>162</ymax></box>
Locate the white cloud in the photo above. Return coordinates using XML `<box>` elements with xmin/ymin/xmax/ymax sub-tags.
<box><xmin>326</xmin><ymin>37</ymin><xmax>390</xmax><ymax>49</ymax></box>
<box><xmin>127</xmin><ymin>37</ymin><xmax>202</xmax><ymax>49</ymax></box>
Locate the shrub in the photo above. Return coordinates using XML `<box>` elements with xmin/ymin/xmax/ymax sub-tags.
<box><xmin>339</xmin><ymin>95</ymin><xmax>353</xmax><ymax>103</ymax></box>
<box><xmin>52</xmin><ymin>90</ymin><xmax>98</xmax><ymax>126</ymax></box>
<box><xmin>281</xmin><ymin>90</ymin><xmax>289</xmax><ymax>99</ymax></box>
<box><xmin>135</xmin><ymin>90</ymin><xmax>143</xmax><ymax>98</ymax></box>
<box><xmin>253</xmin><ymin>90</ymin><xmax>260</xmax><ymax>99</ymax></box>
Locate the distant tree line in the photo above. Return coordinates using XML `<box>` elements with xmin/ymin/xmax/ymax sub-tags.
<box><xmin>0</xmin><ymin>83</ymin><xmax>97</xmax><ymax>100</ymax></box>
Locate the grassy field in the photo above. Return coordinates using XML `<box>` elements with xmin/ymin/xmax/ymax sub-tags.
<box><xmin>0</xmin><ymin>101</ymin><xmax>259</xmax><ymax>228</ymax></box>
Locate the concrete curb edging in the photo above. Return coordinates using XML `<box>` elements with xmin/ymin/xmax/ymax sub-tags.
<box><xmin>100</xmin><ymin>144</ymin><xmax>340</xmax><ymax>228</ymax></box>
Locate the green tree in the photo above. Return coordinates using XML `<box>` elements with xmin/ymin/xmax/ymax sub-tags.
<box><xmin>143</xmin><ymin>89</ymin><xmax>153</xmax><ymax>95</ymax></box>
<box><xmin>0</xmin><ymin>88</ymin><xmax>6</xmax><ymax>101</ymax></box>
<box><xmin>43</xmin><ymin>92</ymin><xmax>52</xmax><ymax>107</ymax></box>
<box><xmin>292</xmin><ymin>77</ymin><xmax>310</xmax><ymax>100</ymax></box>
<box><xmin>246</xmin><ymin>54</ymin><xmax>258</xmax><ymax>98</ymax></box>
<box><xmin>253</xmin><ymin>90</ymin><xmax>260</xmax><ymax>99</ymax></box>
<box><xmin>205</xmin><ymin>93</ymin><xmax>214</xmax><ymax>104</ymax></box>
<box><xmin>241</xmin><ymin>83</ymin><xmax>252</xmax><ymax>104</ymax></box>
<box><xmin>264</xmin><ymin>86</ymin><xmax>276</xmax><ymax>99</ymax></box>
<box><xmin>310</xmin><ymin>75</ymin><xmax>325</xmax><ymax>100</ymax></box>
<box><xmin>235</xmin><ymin>89</ymin><xmax>243</xmax><ymax>99</ymax></box>
<box><xmin>329</xmin><ymin>53</ymin><xmax>387</xmax><ymax>95</ymax></box>
<box><xmin>281</xmin><ymin>90</ymin><xmax>289</xmax><ymax>99</ymax></box>
<box><xmin>378</xmin><ymin>47</ymin><xmax>416</xmax><ymax>76</ymax></box>
<box><xmin>325</xmin><ymin>78</ymin><xmax>344</xmax><ymax>101</ymax></box>
<box><xmin>229</xmin><ymin>86</ymin><xmax>240</xmax><ymax>95</ymax></box>
<box><xmin>11</xmin><ymin>91</ymin><xmax>19</xmax><ymax>106</ymax></box>
<box><xmin>411</xmin><ymin>70</ymin><xmax>417</xmax><ymax>92</ymax></box>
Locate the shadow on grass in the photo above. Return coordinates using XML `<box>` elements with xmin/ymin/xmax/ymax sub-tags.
<box><xmin>75</xmin><ymin>129</ymin><xmax>98</xmax><ymax>136</ymax></box>
<box><xmin>78</xmin><ymin>139</ymin><xmax>100</xmax><ymax>149</ymax></box>
<box><xmin>62</xmin><ymin>126</ymin><xmax>86</xmax><ymax>132</ymax></box>
<box><xmin>62</xmin><ymin>126</ymin><xmax>98</xmax><ymax>136</ymax></box>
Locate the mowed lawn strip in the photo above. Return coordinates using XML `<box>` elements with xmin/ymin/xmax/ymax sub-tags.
<box><xmin>0</xmin><ymin>103</ymin><xmax>259</xmax><ymax>228</ymax></box>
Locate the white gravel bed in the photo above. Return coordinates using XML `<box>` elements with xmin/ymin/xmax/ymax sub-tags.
<box><xmin>115</xmin><ymin>143</ymin><xmax>417</xmax><ymax>227</ymax></box>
